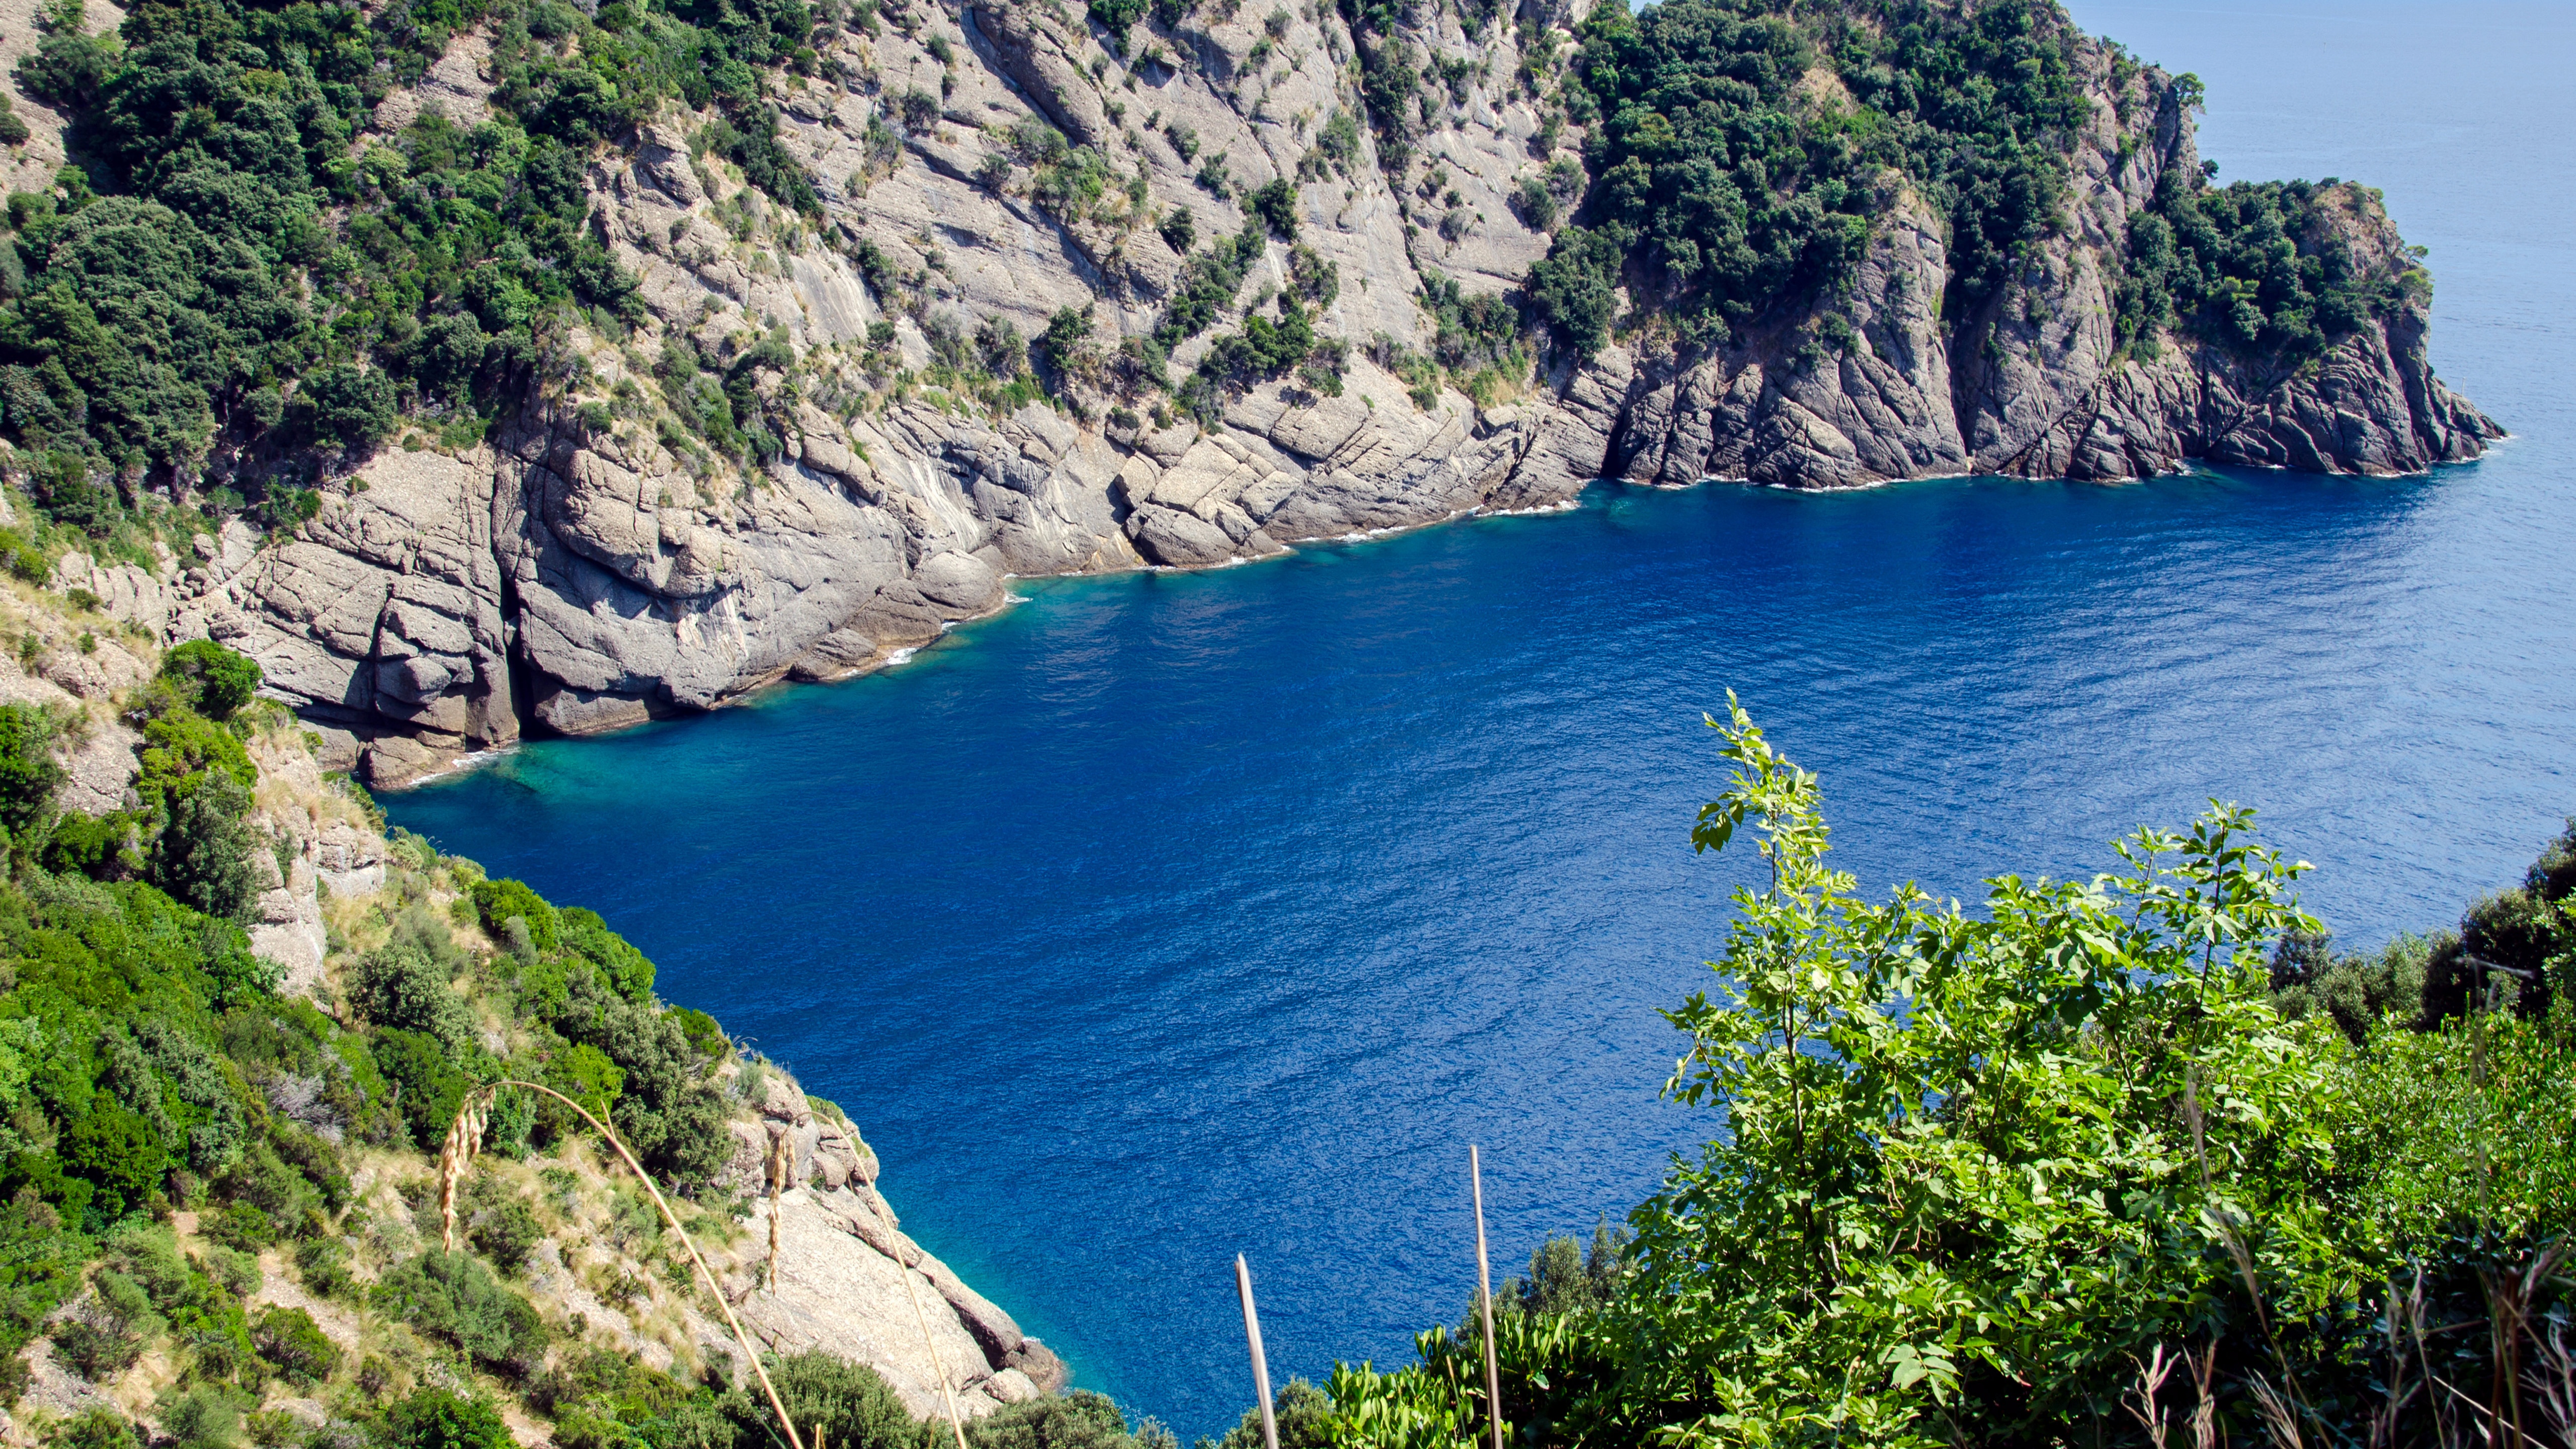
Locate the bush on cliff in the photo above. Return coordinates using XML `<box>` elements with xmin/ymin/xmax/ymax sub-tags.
<box><xmin>375</xmin><ymin>1249</ymin><xmax>552</xmax><ymax>1377</ymax></box>
<box><xmin>156</xmin><ymin>641</ymin><xmax>263</xmax><ymax>723</ymax></box>
<box><xmin>474</xmin><ymin>878</ymin><xmax>562</xmax><ymax>956</ymax></box>
<box><xmin>1318</xmin><ymin>703</ymin><xmax>2576</xmax><ymax>1449</ymax></box>
<box><xmin>385</xmin><ymin>1388</ymin><xmax>517</xmax><ymax>1449</ymax></box>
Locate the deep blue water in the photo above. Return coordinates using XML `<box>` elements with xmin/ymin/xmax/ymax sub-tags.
<box><xmin>386</xmin><ymin>2</ymin><xmax>2576</xmax><ymax>1437</ymax></box>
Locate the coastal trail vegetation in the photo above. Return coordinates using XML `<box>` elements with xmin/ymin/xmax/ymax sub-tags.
<box><xmin>1297</xmin><ymin>698</ymin><xmax>2575</xmax><ymax>1449</ymax></box>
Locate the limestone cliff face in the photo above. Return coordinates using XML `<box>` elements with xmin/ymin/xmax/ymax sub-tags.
<box><xmin>129</xmin><ymin>0</ymin><xmax>2491</xmax><ymax>783</ymax></box>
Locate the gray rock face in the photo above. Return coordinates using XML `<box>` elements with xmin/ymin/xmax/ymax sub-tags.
<box><xmin>1598</xmin><ymin>66</ymin><xmax>2499</xmax><ymax>493</ymax></box>
<box><xmin>165</xmin><ymin>0</ymin><xmax>2488</xmax><ymax>783</ymax></box>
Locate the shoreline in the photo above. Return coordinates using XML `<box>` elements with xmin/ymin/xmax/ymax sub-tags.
<box><xmin>371</xmin><ymin>453</ymin><xmax>2493</xmax><ymax>789</ymax></box>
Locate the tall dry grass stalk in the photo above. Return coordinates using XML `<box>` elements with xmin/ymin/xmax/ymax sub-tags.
<box><xmin>766</xmin><ymin>1128</ymin><xmax>788</xmax><ymax>1292</ymax></box>
<box><xmin>2124</xmin><ymin>1342</ymin><xmax>2221</xmax><ymax>1449</ymax></box>
<box><xmin>439</xmin><ymin>1081</ymin><xmax>808</xmax><ymax>1449</ymax></box>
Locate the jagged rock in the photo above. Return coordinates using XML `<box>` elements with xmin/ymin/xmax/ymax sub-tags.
<box><xmin>173</xmin><ymin>0</ymin><xmax>2487</xmax><ymax>771</ymax></box>
<box><xmin>738</xmin><ymin>1185</ymin><xmax>1047</xmax><ymax>1419</ymax></box>
<box><xmin>38</xmin><ymin>637</ymin><xmax>151</xmax><ymax>700</ymax></box>
<box><xmin>50</xmin><ymin>553</ymin><xmax>174</xmax><ymax>634</ymax></box>
<box><xmin>54</xmin><ymin>721</ymin><xmax>144</xmax><ymax>817</ymax></box>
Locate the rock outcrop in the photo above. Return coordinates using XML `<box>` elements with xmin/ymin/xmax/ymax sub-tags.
<box><xmin>111</xmin><ymin>0</ymin><xmax>2488</xmax><ymax>783</ymax></box>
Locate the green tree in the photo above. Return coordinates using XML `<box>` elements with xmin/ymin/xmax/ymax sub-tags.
<box><xmin>59</xmin><ymin>1106</ymin><xmax>170</xmax><ymax>1224</ymax></box>
<box><xmin>1246</xmin><ymin>178</ymin><xmax>1298</xmax><ymax>239</ymax></box>
<box><xmin>158</xmin><ymin>641</ymin><xmax>263</xmax><ymax>720</ymax></box>
<box><xmin>0</xmin><ymin>702</ymin><xmax>61</xmax><ymax>842</ymax></box>
<box><xmin>151</xmin><ymin>768</ymin><xmax>261</xmax><ymax>920</ymax></box>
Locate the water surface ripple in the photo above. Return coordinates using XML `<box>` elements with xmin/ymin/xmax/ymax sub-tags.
<box><xmin>387</xmin><ymin>2</ymin><xmax>2575</xmax><ymax>1434</ymax></box>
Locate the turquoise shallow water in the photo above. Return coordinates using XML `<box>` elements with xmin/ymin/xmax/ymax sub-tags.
<box><xmin>386</xmin><ymin>2</ymin><xmax>2576</xmax><ymax>1436</ymax></box>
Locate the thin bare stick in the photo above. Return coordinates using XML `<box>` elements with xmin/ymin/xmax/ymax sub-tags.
<box><xmin>443</xmin><ymin>1081</ymin><xmax>806</xmax><ymax>1449</ymax></box>
<box><xmin>1235</xmin><ymin>1255</ymin><xmax>1279</xmax><ymax>1449</ymax></box>
<box><xmin>898</xmin><ymin>1242</ymin><xmax>973</xmax><ymax>1449</ymax></box>
<box><xmin>1471</xmin><ymin>1145</ymin><xmax>1505</xmax><ymax>1449</ymax></box>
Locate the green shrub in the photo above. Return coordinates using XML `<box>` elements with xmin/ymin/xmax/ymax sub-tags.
<box><xmin>960</xmin><ymin>1391</ymin><xmax>1159</xmax><ymax>1449</ymax></box>
<box><xmin>373</xmin><ymin>1251</ymin><xmax>549</xmax><ymax>1376</ymax></box>
<box><xmin>58</xmin><ymin>1107</ymin><xmax>169</xmax><ymax>1225</ymax></box>
<box><xmin>464</xmin><ymin>1188</ymin><xmax>544</xmax><ymax>1272</ymax></box>
<box><xmin>151</xmin><ymin>769</ymin><xmax>261</xmax><ymax>921</ymax></box>
<box><xmin>1245</xmin><ymin>178</ymin><xmax>1298</xmax><ymax>239</ymax></box>
<box><xmin>252</xmin><ymin>1305</ymin><xmax>340</xmax><ymax>1387</ymax></box>
<box><xmin>370</xmin><ymin>1028</ymin><xmax>477</xmax><ymax>1151</ymax></box>
<box><xmin>40</xmin><ymin>810</ymin><xmax>138</xmax><ymax>879</ymax></box>
<box><xmin>0</xmin><ymin>703</ymin><xmax>60</xmax><ymax>842</ymax></box>
<box><xmin>1206</xmin><ymin>1380</ymin><xmax>1327</xmax><ymax>1449</ymax></box>
<box><xmin>559</xmin><ymin>907</ymin><xmax>655</xmax><ymax>1002</ymax></box>
<box><xmin>158</xmin><ymin>641</ymin><xmax>263</xmax><ymax>721</ymax></box>
<box><xmin>134</xmin><ymin>711</ymin><xmax>257</xmax><ymax>815</ymax></box>
<box><xmin>352</xmin><ymin>942</ymin><xmax>475</xmax><ymax>1051</ymax></box>
<box><xmin>49</xmin><ymin>1408</ymin><xmax>141</xmax><ymax>1449</ymax></box>
<box><xmin>1087</xmin><ymin>0</ymin><xmax>1145</xmax><ymax>44</ymax></box>
<box><xmin>50</xmin><ymin>1314</ymin><xmax>144</xmax><ymax>1380</ymax></box>
<box><xmin>292</xmin><ymin>1237</ymin><xmax>351</xmax><ymax>1299</ymax></box>
<box><xmin>720</xmin><ymin>1352</ymin><xmax>917</xmax><ymax>1449</ymax></box>
<box><xmin>384</xmin><ymin>1389</ymin><xmax>515</xmax><ymax>1449</ymax></box>
<box><xmin>196</xmin><ymin>1202</ymin><xmax>273</xmax><ymax>1253</ymax></box>
<box><xmin>472</xmin><ymin>878</ymin><xmax>561</xmax><ymax>955</ymax></box>
<box><xmin>0</xmin><ymin>1196</ymin><xmax>92</xmax><ymax>1354</ymax></box>
<box><xmin>194</xmin><ymin>1243</ymin><xmax>260</xmax><ymax>1298</ymax></box>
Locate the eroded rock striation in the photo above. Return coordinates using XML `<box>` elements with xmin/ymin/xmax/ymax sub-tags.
<box><xmin>118</xmin><ymin>0</ymin><xmax>2489</xmax><ymax>783</ymax></box>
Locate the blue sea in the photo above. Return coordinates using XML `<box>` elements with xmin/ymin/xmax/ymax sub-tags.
<box><xmin>386</xmin><ymin>2</ymin><xmax>2576</xmax><ymax>1436</ymax></box>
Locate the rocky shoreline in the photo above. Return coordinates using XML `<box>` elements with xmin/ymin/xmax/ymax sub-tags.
<box><xmin>24</xmin><ymin>0</ymin><xmax>2499</xmax><ymax>786</ymax></box>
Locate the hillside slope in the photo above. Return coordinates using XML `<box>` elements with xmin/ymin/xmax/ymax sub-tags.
<box><xmin>0</xmin><ymin>556</ymin><xmax>1072</xmax><ymax>1448</ymax></box>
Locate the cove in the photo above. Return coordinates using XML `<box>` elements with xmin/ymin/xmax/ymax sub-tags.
<box><xmin>387</xmin><ymin>459</ymin><xmax>2575</xmax><ymax>1435</ymax></box>
<box><xmin>385</xmin><ymin>0</ymin><xmax>2576</xmax><ymax>1434</ymax></box>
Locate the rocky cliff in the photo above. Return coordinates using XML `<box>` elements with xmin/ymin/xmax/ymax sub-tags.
<box><xmin>25</xmin><ymin>0</ymin><xmax>2491</xmax><ymax>783</ymax></box>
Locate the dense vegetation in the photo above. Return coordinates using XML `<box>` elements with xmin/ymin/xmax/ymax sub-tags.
<box><xmin>1306</xmin><ymin>702</ymin><xmax>2574</xmax><ymax>1449</ymax></box>
<box><xmin>2116</xmin><ymin>175</ymin><xmax>2428</xmax><ymax>367</ymax></box>
<box><xmin>0</xmin><ymin>632</ymin><xmax>757</xmax><ymax>1418</ymax></box>
<box><xmin>0</xmin><ymin>0</ymin><xmax>828</xmax><ymax>529</ymax></box>
<box><xmin>1528</xmin><ymin>0</ymin><xmax>2090</xmax><ymax>351</ymax></box>
<box><xmin>1512</xmin><ymin>0</ymin><xmax>2418</xmax><ymax>374</ymax></box>
<box><xmin>0</xmin><ymin>578</ymin><xmax>1214</xmax><ymax>1449</ymax></box>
